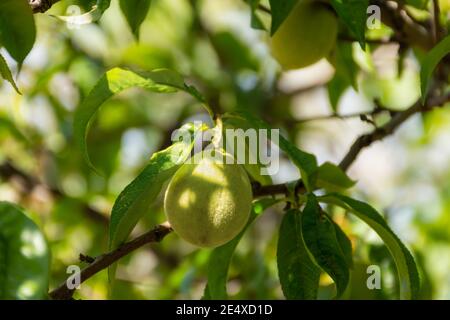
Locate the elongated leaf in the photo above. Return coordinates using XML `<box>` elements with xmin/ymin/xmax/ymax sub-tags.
<box><xmin>222</xmin><ymin>117</ymin><xmax>272</xmax><ymax>186</ymax></box>
<box><xmin>320</xmin><ymin>193</ymin><xmax>420</xmax><ymax>299</ymax></box>
<box><xmin>328</xmin><ymin>42</ymin><xmax>358</xmax><ymax>111</ymax></box>
<box><xmin>330</xmin><ymin>0</ymin><xmax>368</xmax><ymax>48</ymax></box>
<box><xmin>0</xmin><ymin>0</ymin><xmax>36</xmax><ymax>66</ymax></box>
<box><xmin>74</xmin><ymin>68</ymin><xmax>210</xmax><ymax>171</ymax></box>
<box><xmin>245</xmin><ymin>0</ymin><xmax>266</xmax><ymax>30</ymax></box>
<box><xmin>420</xmin><ymin>35</ymin><xmax>450</xmax><ymax>102</ymax></box>
<box><xmin>0</xmin><ymin>202</ymin><xmax>50</xmax><ymax>299</ymax></box>
<box><xmin>269</xmin><ymin>0</ymin><xmax>299</xmax><ymax>35</ymax></box>
<box><xmin>332</xmin><ymin>220</ymin><xmax>353</xmax><ymax>268</ymax></box>
<box><xmin>315</xmin><ymin>162</ymin><xmax>356</xmax><ymax>191</ymax></box>
<box><xmin>120</xmin><ymin>0</ymin><xmax>152</xmax><ymax>39</ymax></box>
<box><xmin>328</xmin><ymin>73</ymin><xmax>348</xmax><ymax>112</ymax></box>
<box><xmin>0</xmin><ymin>53</ymin><xmax>20</xmax><ymax>94</ymax></box>
<box><xmin>301</xmin><ymin>194</ymin><xmax>350</xmax><ymax>298</ymax></box>
<box><xmin>224</xmin><ymin>111</ymin><xmax>317</xmax><ymax>191</ymax></box>
<box><xmin>205</xmin><ymin>198</ymin><xmax>280</xmax><ymax>299</ymax></box>
<box><xmin>97</xmin><ymin>0</ymin><xmax>112</xmax><ymax>13</ymax></box>
<box><xmin>277</xmin><ymin>209</ymin><xmax>320</xmax><ymax>299</ymax></box>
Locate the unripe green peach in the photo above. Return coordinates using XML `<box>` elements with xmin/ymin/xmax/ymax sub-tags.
<box><xmin>164</xmin><ymin>150</ymin><xmax>253</xmax><ymax>248</ymax></box>
<box><xmin>271</xmin><ymin>0</ymin><xmax>338</xmax><ymax>70</ymax></box>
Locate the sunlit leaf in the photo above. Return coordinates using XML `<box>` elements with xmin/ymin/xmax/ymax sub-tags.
<box><xmin>315</xmin><ymin>162</ymin><xmax>356</xmax><ymax>191</ymax></box>
<box><xmin>0</xmin><ymin>53</ymin><xmax>20</xmax><ymax>94</ymax></box>
<box><xmin>73</xmin><ymin>67</ymin><xmax>210</xmax><ymax>172</ymax></box>
<box><xmin>0</xmin><ymin>202</ymin><xmax>50</xmax><ymax>299</ymax></box>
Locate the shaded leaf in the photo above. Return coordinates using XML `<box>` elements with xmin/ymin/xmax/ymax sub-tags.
<box><xmin>420</xmin><ymin>35</ymin><xmax>450</xmax><ymax>102</ymax></box>
<box><xmin>97</xmin><ymin>0</ymin><xmax>112</xmax><ymax>13</ymax></box>
<box><xmin>269</xmin><ymin>0</ymin><xmax>299</xmax><ymax>35</ymax></box>
<box><xmin>245</xmin><ymin>0</ymin><xmax>266</xmax><ymax>30</ymax></box>
<box><xmin>0</xmin><ymin>0</ymin><xmax>36</xmax><ymax>66</ymax></box>
<box><xmin>222</xmin><ymin>116</ymin><xmax>273</xmax><ymax>186</ymax></box>
<box><xmin>119</xmin><ymin>0</ymin><xmax>152</xmax><ymax>39</ymax></box>
<box><xmin>332</xmin><ymin>220</ymin><xmax>353</xmax><ymax>268</ymax></box>
<box><xmin>277</xmin><ymin>209</ymin><xmax>320</xmax><ymax>299</ymax></box>
<box><xmin>330</xmin><ymin>0</ymin><xmax>368</xmax><ymax>48</ymax></box>
<box><xmin>320</xmin><ymin>193</ymin><xmax>420</xmax><ymax>299</ymax></box>
<box><xmin>301</xmin><ymin>194</ymin><xmax>350</xmax><ymax>298</ymax></box>
<box><xmin>223</xmin><ymin>111</ymin><xmax>317</xmax><ymax>191</ymax></box>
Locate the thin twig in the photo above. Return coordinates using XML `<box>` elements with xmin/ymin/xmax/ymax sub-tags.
<box><xmin>295</xmin><ymin>108</ymin><xmax>385</xmax><ymax>124</ymax></box>
<box><xmin>432</xmin><ymin>0</ymin><xmax>442</xmax><ymax>44</ymax></box>
<box><xmin>339</xmin><ymin>93</ymin><xmax>450</xmax><ymax>171</ymax></box>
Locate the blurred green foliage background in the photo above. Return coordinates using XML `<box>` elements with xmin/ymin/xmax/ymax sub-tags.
<box><xmin>0</xmin><ymin>0</ymin><xmax>449</xmax><ymax>299</ymax></box>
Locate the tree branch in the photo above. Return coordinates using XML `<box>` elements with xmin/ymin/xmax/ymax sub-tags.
<box><xmin>49</xmin><ymin>222</ymin><xmax>172</xmax><ymax>300</ymax></box>
<box><xmin>371</xmin><ymin>0</ymin><xmax>433</xmax><ymax>50</ymax></box>
<box><xmin>339</xmin><ymin>93</ymin><xmax>450</xmax><ymax>171</ymax></box>
<box><xmin>29</xmin><ymin>0</ymin><xmax>61</xmax><ymax>13</ymax></box>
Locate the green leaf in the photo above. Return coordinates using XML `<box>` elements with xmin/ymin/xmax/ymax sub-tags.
<box><xmin>327</xmin><ymin>73</ymin><xmax>348</xmax><ymax>112</ymax></box>
<box><xmin>245</xmin><ymin>0</ymin><xmax>266</xmax><ymax>31</ymax></box>
<box><xmin>301</xmin><ymin>194</ymin><xmax>350</xmax><ymax>298</ymax></box>
<box><xmin>332</xmin><ymin>220</ymin><xmax>353</xmax><ymax>268</ymax></box>
<box><xmin>269</xmin><ymin>0</ymin><xmax>299</xmax><ymax>35</ymax></box>
<box><xmin>320</xmin><ymin>193</ymin><xmax>420</xmax><ymax>299</ymax></box>
<box><xmin>0</xmin><ymin>53</ymin><xmax>20</xmax><ymax>94</ymax></box>
<box><xmin>205</xmin><ymin>198</ymin><xmax>280</xmax><ymax>299</ymax></box>
<box><xmin>277</xmin><ymin>209</ymin><xmax>320</xmax><ymax>299</ymax></box>
<box><xmin>330</xmin><ymin>0</ymin><xmax>368</xmax><ymax>48</ymax></box>
<box><xmin>222</xmin><ymin>116</ymin><xmax>272</xmax><ymax>186</ymax></box>
<box><xmin>108</xmin><ymin>123</ymin><xmax>205</xmax><ymax>280</ymax></box>
<box><xmin>224</xmin><ymin>111</ymin><xmax>317</xmax><ymax>191</ymax></box>
<box><xmin>315</xmin><ymin>162</ymin><xmax>356</xmax><ymax>191</ymax></box>
<box><xmin>327</xmin><ymin>42</ymin><xmax>358</xmax><ymax>110</ymax></box>
<box><xmin>420</xmin><ymin>35</ymin><xmax>450</xmax><ymax>102</ymax></box>
<box><xmin>0</xmin><ymin>202</ymin><xmax>50</xmax><ymax>299</ymax></box>
<box><xmin>119</xmin><ymin>0</ymin><xmax>152</xmax><ymax>39</ymax></box>
<box><xmin>97</xmin><ymin>0</ymin><xmax>112</xmax><ymax>13</ymax></box>
<box><xmin>73</xmin><ymin>68</ymin><xmax>210</xmax><ymax>172</ymax></box>
<box><xmin>0</xmin><ymin>0</ymin><xmax>36</xmax><ymax>66</ymax></box>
